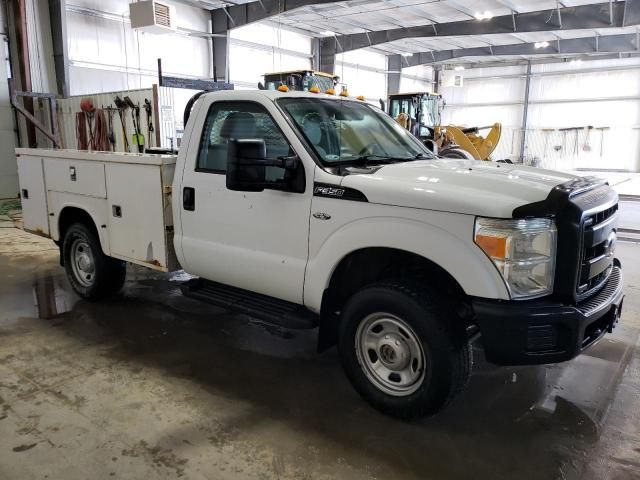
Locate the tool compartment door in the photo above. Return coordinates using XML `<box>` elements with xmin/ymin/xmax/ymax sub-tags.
<box><xmin>105</xmin><ymin>162</ymin><xmax>170</xmax><ymax>270</ymax></box>
<box><xmin>17</xmin><ymin>156</ymin><xmax>50</xmax><ymax>236</ymax></box>
<box><xmin>43</xmin><ymin>158</ymin><xmax>107</xmax><ymax>198</ymax></box>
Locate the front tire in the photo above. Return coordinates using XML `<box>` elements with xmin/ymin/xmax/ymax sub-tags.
<box><xmin>62</xmin><ymin>223</ymin><xmax>126</xmax><ymax>300</ymax></box>
<box><xmin>338</xmin><ymin>281</ymin><xmax>472</xmax><ymax>419</ymax></box>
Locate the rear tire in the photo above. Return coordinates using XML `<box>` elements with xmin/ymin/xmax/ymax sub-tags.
<box><xmin>62</xmin><ymin>223</ymin><xmax>126</xmax><ymax>300</ymax></box>
<box><xmin>338</xmin><ymin>280</ymin><xmax>472</xmax><ymax>419</ymax></box>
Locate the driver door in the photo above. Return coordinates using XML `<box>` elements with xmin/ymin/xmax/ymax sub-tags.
<box><xmin>179</xmin><ymin>99</ymin><xmax>312</xmax><ymax>304</ymax></box>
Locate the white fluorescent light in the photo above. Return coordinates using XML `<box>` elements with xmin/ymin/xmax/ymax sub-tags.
<box><xmin>534</xmin><ymin>41</ymin><xmax>550</xmax><ymax>48</ymax></box>
<box><xmin>401</xmin><ymin>52</ymin><xmax>412</xmax><ymax>57</ymax></box>
<box><xmin>474</xmin><ymin>10</ymin><xmax>494</xmax><ymax>20</ymax></box>
<box><xmin>454</xmin><ymin>65</ymin><xmax>465</xmax><ymax>71</ymax></box>
<box><xmin>321</xmin><ymin>30</ymin><xmax>336</xmax><ymax>36</ymax></box>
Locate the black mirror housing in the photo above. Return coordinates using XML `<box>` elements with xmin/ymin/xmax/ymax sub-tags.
<box><xmin>226</xmin><ymin>139</ymin><xmax>267</xmax><ymax>192</ymax></box>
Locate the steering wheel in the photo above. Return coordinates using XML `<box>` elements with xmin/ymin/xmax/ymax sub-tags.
<box><xmin>357</xmin><ymin>142</ymin><xmax>384</xmax><ymax>156</ymax></box>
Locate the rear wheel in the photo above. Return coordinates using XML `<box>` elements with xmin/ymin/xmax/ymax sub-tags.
<box><xmin>62</xmin><ymin>223</ymin><xmax>126</xmax><ymax>300</ymax></box>
<box><xmin>338</xmin><ymin>281</ymin><xmax>472</xmax><ymax>419</ymax></box>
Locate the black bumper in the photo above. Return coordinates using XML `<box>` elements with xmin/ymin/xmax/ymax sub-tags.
<box><xmin>473</xmin><ymin>263</ymin><xmax>624</xmax><ymax>366</ymax></box>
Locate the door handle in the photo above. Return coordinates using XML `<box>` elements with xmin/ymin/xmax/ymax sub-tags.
<box><xmin>183</xmin><ymin>187</ymin><xmax>195</xmax><ymax>211</ymax></box>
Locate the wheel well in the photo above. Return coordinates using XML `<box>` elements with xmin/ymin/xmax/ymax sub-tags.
<box><xmin>57</xmin><ymin>207</ymin><xmax>100</xmax><ymax>265</ymax></box>
<box><xmin>318</xmin><ymin>248</ymin><xmax>469</xmax><ymax>351</ymax></box>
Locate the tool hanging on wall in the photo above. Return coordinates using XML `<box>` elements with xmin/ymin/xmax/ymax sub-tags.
<box><xmin>92</xmin><ymin>109</ymin><xmax>110</xmax><ymax>151</ymax></box>
<box><xmin>80</xmin><ymin>98</ymin><xmax>96</xmax><ymax>149</ymax></box>
<box><xmin>75</xmin><ymin>111</ymin><xmax>88</xmax><ymax>150</ymax></box>
<box><xmin>144</xmin><ymin>98</ymin><xmax>154</xmax><ymax>148</ymax></box>
<box><xmin>105</xmin><ymin>106</ymin><xmax>116</xmax><ymax>151</ymax></box>
<box><xmin>114</xmin><ymin>96</ymin><xmax>130</xmax><ymax>152</ymax></box>
<box><xmin>582</xmin><ymin>126</ymin><xmax>593</xmax><ymax>152</ymax></box>
<box><xmin>124</xmin><ymin>96</ymin><xmax>144</xmax><ymax>153</ymax></box>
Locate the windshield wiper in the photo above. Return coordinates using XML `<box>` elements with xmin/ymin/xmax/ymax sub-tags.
<box><xmin>341</xmin><ymin>154</ymin><xmax>415</xmax><ymax>167</ymax></box>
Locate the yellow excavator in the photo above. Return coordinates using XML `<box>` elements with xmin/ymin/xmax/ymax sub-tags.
<box><xmin>386</xmin><ymin>92</ymin><xmax>502</xmax><ymax>161</ymax></box>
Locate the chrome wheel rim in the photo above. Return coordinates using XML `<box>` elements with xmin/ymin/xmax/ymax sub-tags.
<box><xmin>355</xmin><ymin>312</ymin><xmax>426</xmax><ymax>397</ymax></box>
<box><xmin>70</xmin><ymin>238</ymin><xmax>95</xmax><ymax>287</ymax></box>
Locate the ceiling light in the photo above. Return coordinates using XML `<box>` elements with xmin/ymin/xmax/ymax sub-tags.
<box><xmin>474</xmin><ymin>10</ymin><xmax>493</xmax><ymax>20</ymax></box>
<box><xmin>454</xmin><ymin>65</ymin><xmax>465</xmax><ymax>71</ymax></box>
<box><xmin>570</xmin><ymin>58</ymin><xmax>583</xmax><ymax>65</ymax></box>
<box><xmin>321</xmin><ymin>30</ymin><xmax>336</xmax><ymax>36</ymax></box>
<box><xmin>534</xmin><ymin>41</ymin><xmax>550</xmax><ymax>49</ymax></box>
<box><xmin>401</xmin><ymin>52</ymin><xmax>413</xmax><ymax>57</ymax></box>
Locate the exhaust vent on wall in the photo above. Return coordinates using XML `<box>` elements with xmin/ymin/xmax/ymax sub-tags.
<box><xmin>130</xmin><ymin>1</ymin><xmax>177</xmax><ymax>34</ymax></box>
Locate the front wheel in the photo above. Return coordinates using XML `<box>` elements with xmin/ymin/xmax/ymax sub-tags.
<box><xmin>338</xmin><ymin>281</ymin><xmax>472</xmax><ymax>419</ymax></box>
<box><xmin>62</xmin><ymin>223</ymin><xmax>126</xmax><ymax>300</ymax></box>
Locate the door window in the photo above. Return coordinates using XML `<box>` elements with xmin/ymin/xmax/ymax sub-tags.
<box><xmin>196</xmin><ymin>101</ymin><xmax>291</xmax><ymax>181</ymax></box>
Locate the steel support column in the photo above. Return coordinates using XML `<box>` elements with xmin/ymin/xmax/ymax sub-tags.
<box><xmin>48</xmin><ymin>0</ymin><xmax>69</xmax><ymax>97</ymax></box>
<box><xmin>519</xmin><ymin>61</ymin><xmax>532</xmax><ymax>163</ymax></box>
<box><xmin>387</xmin><ymin>54</ymin><xmax>401</xmax><ymax>96</ymax></box>
<box><xmin>211</xmin><ymin>10</ymin><xmax>229</xmax><ymax>82</ymax></box>
<box><xmin>433</xmin><ymin>66</ymin><xmax>441</xmax><ymax>94</ymax></box>
<box><xmin>319</xmin><ymin>37</ymin><xmax>337</xmax><ymax>74</ymax></box>
<box><xmin>11</xmin><ymin>0</ymin><xmax>36</xmax><ymax>147</ymax></box>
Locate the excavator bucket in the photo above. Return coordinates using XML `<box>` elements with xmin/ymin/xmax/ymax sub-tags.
<box><xmin>475</xmin><ymin>123</ymin><xmax>502</xmax><ymax>160</ymax></box>
<box><xmin>445</xmin><ymin>126</ymin><xmax>482</xmax><ymax>160</ymax></box>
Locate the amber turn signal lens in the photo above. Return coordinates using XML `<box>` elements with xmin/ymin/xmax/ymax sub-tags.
<box><xmin>475</xmin><ymin>234</ymin><xmax>507</xmax><ymax>259</ymax></box>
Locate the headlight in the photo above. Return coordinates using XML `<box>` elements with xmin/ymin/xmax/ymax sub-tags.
<box><xmin>474</xmin><ymin>217</ymin><xmax>557</xmax><ymax>299</ymax></box>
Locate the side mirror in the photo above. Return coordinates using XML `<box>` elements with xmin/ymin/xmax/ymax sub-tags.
<box><xmin>226</xmin><ymin>139</ymin><xmax>267</xmax><ymax>192</ymax></box>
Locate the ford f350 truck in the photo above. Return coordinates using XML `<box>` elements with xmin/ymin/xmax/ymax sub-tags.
<box><xmin>16</xmin><ymin>90</ymin><xmax>624</xmax><ymax>419</ymax></box>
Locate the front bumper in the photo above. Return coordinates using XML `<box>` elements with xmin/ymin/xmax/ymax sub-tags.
<box><xmin>472</xmin><ymin>262</ymin><xmax>624</xmax><ymax>366</ymax></box>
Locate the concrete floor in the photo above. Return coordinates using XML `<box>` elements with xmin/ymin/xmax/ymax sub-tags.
<box><xmin>1</xmin><ymin>221</ymin><xmax>640</xmax><ymax>479</ymax></box>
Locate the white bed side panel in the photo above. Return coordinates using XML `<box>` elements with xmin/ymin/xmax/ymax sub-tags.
<box><xmin>17</xmin><ymin>156</ymin><xmax>50</xmax><ymax>236</ymax></box>
<box><xmin>105</xmin><ymin>163</ymin><xmax>170</xmax><ymax>270</ymax></box>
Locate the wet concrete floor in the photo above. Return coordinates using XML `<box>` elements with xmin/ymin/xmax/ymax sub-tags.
<box><xmin>1</xmin><ymin>226</ymin><xmax>640</xmax><ymax>480</ymax></box>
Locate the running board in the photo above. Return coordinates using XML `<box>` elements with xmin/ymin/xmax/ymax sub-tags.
<box><xmin>181</xmin><ymin>279</ymin><xmax>319</xmax><ymax>329</ymax></box>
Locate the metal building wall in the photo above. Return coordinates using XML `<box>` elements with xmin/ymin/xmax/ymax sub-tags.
<box><xmin>65</xmin><ymin>1</ymin><xmax>212</xmax><ymax>95</ymax></box>
<box><xmin>0</xmin><ymin>4</ymin><xmax>18</xmax><ymax>198</ymax></box>
<box><xmin>440</xmin><ymin>58</ymin><xmax>640</xmax><ymax>171</ymax></box>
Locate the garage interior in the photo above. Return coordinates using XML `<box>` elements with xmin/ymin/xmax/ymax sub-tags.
<box><xmin>1</xmin><ymin>0</ymin><xmax>640</xmax><ymax>479</ymax></box>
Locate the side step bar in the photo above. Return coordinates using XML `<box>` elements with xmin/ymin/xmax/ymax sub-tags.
<box><xmin>181</xmin><ymin>279</ymin><xmax>319</xmax><ymax>330</ymax></box>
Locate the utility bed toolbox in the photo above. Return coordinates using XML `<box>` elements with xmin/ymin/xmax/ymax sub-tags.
<box><xmin>16</xmin><ymin>149</ymin><xmax>179</xmax><ymax>272</ymax></box>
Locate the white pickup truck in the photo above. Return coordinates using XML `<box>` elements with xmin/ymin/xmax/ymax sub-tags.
<box><xmin>16</xmin><ymin>90</ymin><xmax>624</xmax><ymax>419</ymax></box>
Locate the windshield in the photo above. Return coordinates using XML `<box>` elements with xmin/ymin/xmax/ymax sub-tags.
<box><xmin>278</xmin><ymin>98</ymin><xmax>434</xmax><ymax>164</ymax></box>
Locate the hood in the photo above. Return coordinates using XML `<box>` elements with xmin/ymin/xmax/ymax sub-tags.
<box><xmin>340</xmin><ymin>159</ymin><xmax>580</xmax><ymax>218</ymax></box>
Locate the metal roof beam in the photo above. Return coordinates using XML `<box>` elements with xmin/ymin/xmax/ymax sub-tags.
<box><xmin>402</xmin><ymin>33</ymin><xmax>639</xmax><ymax>67</ymax></box>
<box><xmin>211</xmin><ymin>0</ymin><xmax>343</xmax><ymax>33</ymax></box>
<box><xmin>321</xmin><ymin>1</ymin><xmax>640</xmax><ymax>55</ymax></box>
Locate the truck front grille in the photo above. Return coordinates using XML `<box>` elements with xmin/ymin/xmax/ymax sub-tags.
<box><xmin>577</xmin><ymin>203</ymin><xmax>618</xmax><ymax>298</ymax></box>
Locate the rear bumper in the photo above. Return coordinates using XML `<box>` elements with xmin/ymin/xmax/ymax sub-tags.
<box><xmin>472</xmin><ymin>262</ymin><xmax>624</xmax><ymax>366</ymax></box>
